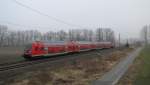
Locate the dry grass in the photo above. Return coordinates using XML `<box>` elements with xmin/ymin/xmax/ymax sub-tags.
<box><xmin>7</xmin><ymin>48</ymin><xmax>133</xmax><ymax>85</ymax></box>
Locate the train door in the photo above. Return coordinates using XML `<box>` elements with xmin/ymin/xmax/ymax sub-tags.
<box><xmin>67</xmin><ymin>42</ymin><xmax>73</xmax><ymax>52</ymax></box>
<box><xmin>72</xmin><ymin>41</ymin><xmax>79</xmax><ymax>52</ymax></box>
<box><xmin>40</xmin><ymin>46</ymin><xmax>48</xmax><ymax>54</ymax></box>
<box><xmin>32</xmin><ymin>42</ymin><xmax>47</xmax><ymax>56</ymax></box>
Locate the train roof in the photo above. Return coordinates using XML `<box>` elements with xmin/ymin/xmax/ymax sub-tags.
<box><xmin>77</xmin><ymin>41</ymin><xmax>93</xmax><ymax>44</ymax></box>
<box><xmin>41</xmin><ymin>41</ymin><xmax>66</xmax><ymax>45</ymax></box>
<box><xmin>34</xmin><ymin>40</ymin><xmax>112</xmax><ymax>45</ymax></box>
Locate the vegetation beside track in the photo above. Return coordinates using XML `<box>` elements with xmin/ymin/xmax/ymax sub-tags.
<box><xmin>6</xmin><ymin>48</ymin><xmax>133</xmax><ymax>85</ymax></box>
<box><xmin>117</xmin><ymin>45</ymin><xmax>150</xmax><ymax>85</ymax></box>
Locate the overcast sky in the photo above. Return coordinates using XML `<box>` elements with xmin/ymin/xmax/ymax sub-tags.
<box><xmin>1</xmin><ymin>0</ymin><xmax>150</xmax><ymax>39</ymax></box>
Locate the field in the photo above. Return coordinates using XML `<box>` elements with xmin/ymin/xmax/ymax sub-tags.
<box><xmin>5</xmin><ymin>47</ymin><xmax>133</xmax><ymax>85</ymax></box>
<box><xmin>117</xmin><ymin>45</ymin><xmax>150</xmax><ymax>85</ymax></box>
<box><xmin>0</xmin><ymin>47</ymin><xmax>24</xmax><ymax>64</ymax></box>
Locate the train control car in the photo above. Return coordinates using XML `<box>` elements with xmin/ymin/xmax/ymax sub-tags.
<box><xmin>23</xmin><ymin>41</ymin><xmax>114</xmax><ymax>59</ymax></box>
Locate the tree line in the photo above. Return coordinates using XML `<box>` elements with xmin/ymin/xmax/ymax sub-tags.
<box><xmin>0</xmin><ymin>25</ymin><xmax>115</xmax><ymax>47</ymax></box>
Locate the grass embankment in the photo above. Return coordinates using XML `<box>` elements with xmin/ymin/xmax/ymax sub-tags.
<box><xmin>118</xmin><ymin>45</ymin><xmax>150</xmax><ymax>85</ymax></box>
<box><xmin>6</xmin><ymin>48</ymin><xmax>133</xmax><ymax>85</ymax></box>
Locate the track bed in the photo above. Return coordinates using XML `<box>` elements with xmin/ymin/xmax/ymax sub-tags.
<box><xmin>0</xmin><ymin>47</ymin><xmax>129</xmax><ymax>85</ymax></box>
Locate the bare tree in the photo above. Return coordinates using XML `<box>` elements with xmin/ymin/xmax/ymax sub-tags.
<box><xmin>96</xmin><ymin>28</ymin><xmax>115</xmax><ymax>43</ymax></box>
<box><xmin>0</xmin><ymin>25</ymin><xmax>8</xmax><ymax>47</ymax></box>
<box><xmin>96</xmin><ymin>28</ymin><xmax>103</xmax><ymax>41</ymax></box>
<box><xmin>57</xmin><ymin>30</ymin><xmax>67</xmax><ymax>41</ymax></box>
<box><xmin>0</xmin><ymin>24</ymin><xmax>116</xmax><ymax>47</ymax></box>
<box><xmin>141</xmin><ymin>25</ymin><xmax>149</xmax><ymax>45</ymax></box>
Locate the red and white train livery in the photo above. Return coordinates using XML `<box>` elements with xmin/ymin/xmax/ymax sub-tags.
<box><xmin>23</xmin><ymin>41</ymin><xmax>113</xmax><ymax>59</ymax></box>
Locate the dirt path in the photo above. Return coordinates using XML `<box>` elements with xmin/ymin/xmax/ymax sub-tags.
<box><xmin>92</xmin><ymin>47</ymin><xmax>142</xmax><ymax>85</ymax></box>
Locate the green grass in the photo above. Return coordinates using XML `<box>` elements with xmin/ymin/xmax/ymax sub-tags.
<box><xmin>134</xmin><ymin>45</ymin><xmax>150</xmax><ymax>85</ymax></box>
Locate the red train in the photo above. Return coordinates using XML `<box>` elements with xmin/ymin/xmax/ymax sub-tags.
<box><xmin>23</xmin><ymin>41</ymin><xmax>114</xmax><ymax>59</ymax></box>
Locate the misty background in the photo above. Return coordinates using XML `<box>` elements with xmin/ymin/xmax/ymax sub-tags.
<box><xmin>0</xmin><ymin>0</ymin><xmax>150</xmax><ymax>39</ymax></box>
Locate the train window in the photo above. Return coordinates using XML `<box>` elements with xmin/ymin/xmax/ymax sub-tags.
<box><xmin>40</xmin><ymin>47</ymin><xmax>44</xmax><ymax>50</ymax></box>
<box><xmin>44</xmin><ymin>47</ymin><xmax>48</xmax><ymax>51</ymax></box>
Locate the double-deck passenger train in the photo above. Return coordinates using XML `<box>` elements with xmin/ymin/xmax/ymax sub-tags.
<box><xmin>23</xmin><ymin>41</ymin><xmax>114</xmax><ymax>59</ymax></box>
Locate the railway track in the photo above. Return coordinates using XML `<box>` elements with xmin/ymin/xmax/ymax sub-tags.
<box><xmin>0</xmin><ymin>47</ymin><xmax>127</xmax><ymax>85</ymax></box>
<box><xmin>0</xmin><ymin>48</ymin><xmax>117</xmax><ymax>72</ymax></box>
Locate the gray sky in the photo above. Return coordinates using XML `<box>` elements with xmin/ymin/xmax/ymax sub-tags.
<box><xmin>1</xmin><ymin>0</ymin><xmax>150</xmax><ymax>39</ymax></box>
